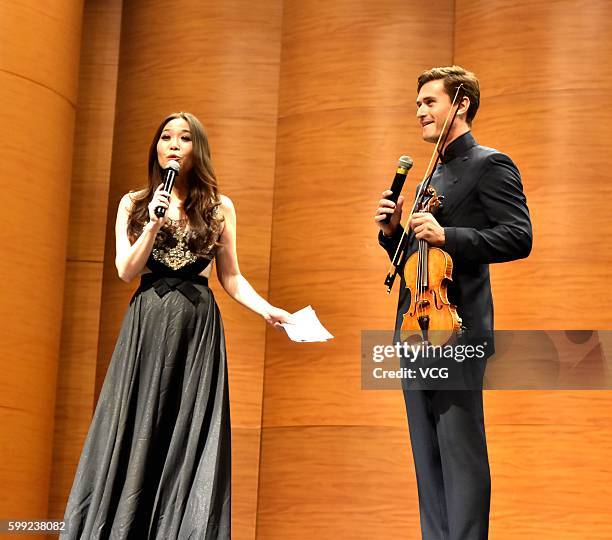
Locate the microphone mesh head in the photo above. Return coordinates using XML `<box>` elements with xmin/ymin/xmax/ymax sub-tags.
<box><xmin>398</xmin><ymin>155</ymin><xmax>414</xmax><ymax>169</ymax></box>
<box><xmin>166</xmin><ymin>160</ymin><xmax>180</xmax><ymax>172</ymax></box>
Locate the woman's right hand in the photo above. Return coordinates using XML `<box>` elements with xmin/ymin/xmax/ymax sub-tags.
<box><xmin>147</xmin><ymin>183</ymin><xmax>171</xmax><ymax>229</ymax></box>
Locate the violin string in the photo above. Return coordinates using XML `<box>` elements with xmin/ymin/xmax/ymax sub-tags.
<box><xmin>414</xmin><ymin>241</ymin><xmax>423</xmax><ymax>317</ymax></box>
<box><xmin>415</xmin><ymin>240</ymin><xmax>420</xmax><ymax>320</ymax></box>
<box><xmin>419</xmin><ymin>240</ymin><xmax>424</xmax><ymax>320</ymax></box>
<box><xmin>418</xmin><ymin>239</ymin><xmax>423</xmax><ymax>315</ymax></box>
<box><xmin>415</xmin><ymin>239</ymin><xmax>420</xmax><ymax>318</ymax></box>
<box><xmin>424</xmin><ymin>241</ymin><xmax>428</xmax><ymax>327</ymax></box>
<box><xmin>421</xmin><ymin>238</ymin><xmax>425</xmax><ymax>319</ymax></box>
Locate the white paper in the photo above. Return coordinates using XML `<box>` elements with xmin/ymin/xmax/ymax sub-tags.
<box><xmin>281</xmin><ymin>305</ymin><xmax>334</xmax><ymax>342</ymax></box>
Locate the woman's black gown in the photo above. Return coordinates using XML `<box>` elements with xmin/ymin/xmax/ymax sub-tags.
<box><xmin>62</xmin><ymin>222</ymin><xmax>231</xmax><ymax>539</ymax></box>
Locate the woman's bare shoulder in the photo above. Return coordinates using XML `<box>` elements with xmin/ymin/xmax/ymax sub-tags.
<box><xmin>218</xmin><ymin>194</ymin><xmax>235</xmax><ymax>215</ymax></box>
<box><xmin>218</xmin><ymin>193</ymin><xmax>233</xmax><ymax>207</ymax></box>
<box><xmin>215</xmin><ymin>195</ymin><xmax>235</xmax><ymax>237</ymax></box>
<box><xmin>120</xmin><ymin>189</ymin><xmax>147</xmax><ymax>211</ymax></box>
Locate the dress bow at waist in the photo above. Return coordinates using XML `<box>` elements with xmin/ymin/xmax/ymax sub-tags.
<box><xmin>137</xmin><ymin>273</ymin><xmax>209</xmax><ymax>306</ymax></box>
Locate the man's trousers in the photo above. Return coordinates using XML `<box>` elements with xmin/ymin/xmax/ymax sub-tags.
<box><xmin>402</xmin><ymin>364</ymin><xmax>490</xmax><ymax>540</ymax></box>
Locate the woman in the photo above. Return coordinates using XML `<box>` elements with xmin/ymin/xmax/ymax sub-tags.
<box><xmin>62</xmin><ymin>112</ymin><xmax>290</xmax><ymax>539</ymax></box>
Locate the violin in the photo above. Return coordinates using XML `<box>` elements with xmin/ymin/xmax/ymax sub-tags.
<box><xmin>400</xmin><ymin>186</ymin><xmax>461</xmax><ymax>346</ymax></box>
<box><xmin>384</xmin><ymin>84</ymin><xmax>465</xmax><ymax>346</ymax></box>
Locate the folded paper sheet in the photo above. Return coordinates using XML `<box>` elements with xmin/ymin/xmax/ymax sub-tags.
<box><xmin>281</xmin><ymin>305</ymin><xmax>334</xmax><ymax>343</ymax></box>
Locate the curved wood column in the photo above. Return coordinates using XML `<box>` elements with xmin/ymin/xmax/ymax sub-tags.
<box><xmin>258</xmin><ymin>1</ymin><xmax>453</xmax><ymax>537</ymax></box>
<box><xmin>97</xmin><ymin>2</ymin><xmax>282</xmax><ymax>538</ymax></box>
<box><xmin>49</xmin><ymin>0</ymin><xmax>123</xmax><ymax>520</ymax></box>
<box><xmin>455</xmin><ymin>2</ymin><xmax>612</xmax><ymax>538</ymax></box>
<box><xmin>0</xmin><ymin>0</ymin><xmax>84</xmax><ymax>520</ymax></box>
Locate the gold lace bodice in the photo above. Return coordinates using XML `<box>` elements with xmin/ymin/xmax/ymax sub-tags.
<box><xmin>150</xmin><ymin>218</ymin><xmax>200</xmax><ymax>271</ymax></box>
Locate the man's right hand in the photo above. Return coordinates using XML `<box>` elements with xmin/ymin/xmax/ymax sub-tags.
<box><xmin>374</xmin><ymin>190</ymin><xmax>404</xmax><ymax>237</ymax></box>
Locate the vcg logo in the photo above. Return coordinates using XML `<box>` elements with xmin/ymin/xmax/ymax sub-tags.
<box><xmin>419</xmin><ymin>367</ymin><xmax>449</xmax><ymax>379</ymax></box>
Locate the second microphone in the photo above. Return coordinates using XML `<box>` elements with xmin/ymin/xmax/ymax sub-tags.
<box><xmin>382</xmin><ymin>155</ymin><xmax>414</xmax><ymax>224</ymax></box>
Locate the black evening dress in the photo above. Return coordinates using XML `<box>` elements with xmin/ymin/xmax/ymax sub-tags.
<box><xmin>62</xmin><ymin>220</ymin><xmax>231</xmax><ymax>539</ymax></box>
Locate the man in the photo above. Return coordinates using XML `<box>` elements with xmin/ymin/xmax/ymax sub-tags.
<box><xmin>375</xmin><ymin>66</ymin><xmax>532</xmax><ymax>539</ymax></box>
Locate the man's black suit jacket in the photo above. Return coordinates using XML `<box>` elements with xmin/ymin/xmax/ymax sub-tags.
<box><xmin>379</xmin><ymin>131</ymin><xmax>532</xmax><ymax>355</ymax></box>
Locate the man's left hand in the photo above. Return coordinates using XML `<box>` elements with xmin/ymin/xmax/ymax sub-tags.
<box><xmin>409</xmin><ymin>212</ymin><xmax>445</xmax><ymax>246</ymax></box>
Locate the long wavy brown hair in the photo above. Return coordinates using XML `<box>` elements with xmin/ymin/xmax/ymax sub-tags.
<box><xmin>127</xmin><ymin>112</ymin><xmax>223</xmax><ymax>257</ymax></box>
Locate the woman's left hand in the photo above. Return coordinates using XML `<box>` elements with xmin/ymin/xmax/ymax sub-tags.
<box><xmin>264</xmin><ymin>306</ymin><xmax>293</xmax><ymax>329</ymax></box>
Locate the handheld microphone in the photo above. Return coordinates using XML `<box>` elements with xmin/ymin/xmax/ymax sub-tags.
<box><xmin>154</xmin><ymin>160</ymin><xmax>180</xmax><ymax>218</ymax></box>
<box><xmin>382</xmin><ymin>155</ymin><xmax>413</xmax><ymax>224</ymax></box>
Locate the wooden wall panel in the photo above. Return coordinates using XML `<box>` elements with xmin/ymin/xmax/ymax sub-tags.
<box><xmin>258</xmin><ymin>1</ymin><xmax>453</xmax><ymax>537</ymax></box>
<box><xmin>96</xmin><ymin>2</ymin><xmax>282</xmax><ymax>538</ymax></box>
<box><xmin>0</xmin><ymin>0</ymin><xmax>84</xmax><ymax>524</ymax></box>
<box><xmin>454</xmin><ymin>1</ymin><xmax>612</xmax><ymax>537</ymax></box>
<box><xmin>265</xmin><ymin>0</ymin><xmax>454</xmax><ymax>424</ymax></box>
<box><xmin>486</xmin><ymin>423</ymin><xmax>612</xmax><ymax>540</ymax></box>
<box><xmin>232</xmin><ymin>428</ymin><xmax>262</xmax><ymax>540</ymax></box>
<box><xmin>28</xmin><ymin>1</ymin><xmax>612</xmax><ymax>538</ymax></box>
<box><xmin>49</xmin><ymin>0</ymin><xmax>123</xmax><ymax>521</ymax></box>
<box><xmin>454</xmin><ymin>0</ymin><xmax>612</xmax><ymax>329</ymax></box>
<box><xmin>257</xmin><ymin>426</ymin><xmax>417</xmax><ymax>539</ymax></box>
<box><xmin>259</xmin><ymin>2</ymin><xmax>612</xmax><ymax>539</ymax></box>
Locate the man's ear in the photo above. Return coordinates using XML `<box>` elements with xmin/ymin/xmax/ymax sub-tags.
<box><xmin>457</xmin><ymin>95</ymin><xmax>471</xmax><ymax>118</ymax></box>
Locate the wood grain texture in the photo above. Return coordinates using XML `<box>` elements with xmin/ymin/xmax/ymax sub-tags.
<box><xmin>258</xmin><ymin>1</ymin><xmax>453</xmax><ymax>538</ymax></box>
<box><xmin>0</xmin><ymin>0</ymin><xmax>83</xmax><ymax>521</ymax></box>
<box><xmin>49</xmin><ymin>0</ymin><xmax>123</xmax><ymax>521</ymax></box>
<box><xmin>263</xmin><ymin>108</ymin><xmax>456</xmax><ymax>429</ymax></box>
<box><xmin>256</xmin><ymin>422</ymin><xmax>612</xmax><ymax>540</ymax></box>
<box><xmin>0</xmin><ymin>1</ymin><xmax>83</xmax><ymax>105</ymax></box>
<box><xmin>49</xmin><ymin>262</ymin><xmax>103</xmax><ymax>518</ymax></box>
<box><xmin>487</xmin><ymin>424</ymin><xmax>612</xmax><ymax>539</ymax></box>
<box><xmin>453</xmin><ymin>2</ymin><xmax>612</xmax><ymax>537</ymax></box>
<box><xmin>232</xmin><ymin>428</ymin><xmax>261</xmax><ymax>540</ymax></box>
<box><xmin>258</xmin><ymin>1</ymin><xmax>612</xmax><ymax>538</ymax></box>
<box><xmin>484</xmin><ymin>391</ymin><xmax>612</xmax><ymax>427</ymax></box>
<box><xmin>278</xmin><ymin>0</ymin><xmax>455</xmax><ymax>117</ymax></box>
<box><xmin>34</xmin><ymin>1</ymin><xmax>612</xmax><ymax>537</ymax></box>
<box><xmin>256</xmin><ymin>426</ymin><xmax>419</xmax><ymax>539</ymax></box>
<box><xmin>454</xmin><ymin>0</ymin><xmax>612</xmax><ymax>329</ymax></box>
